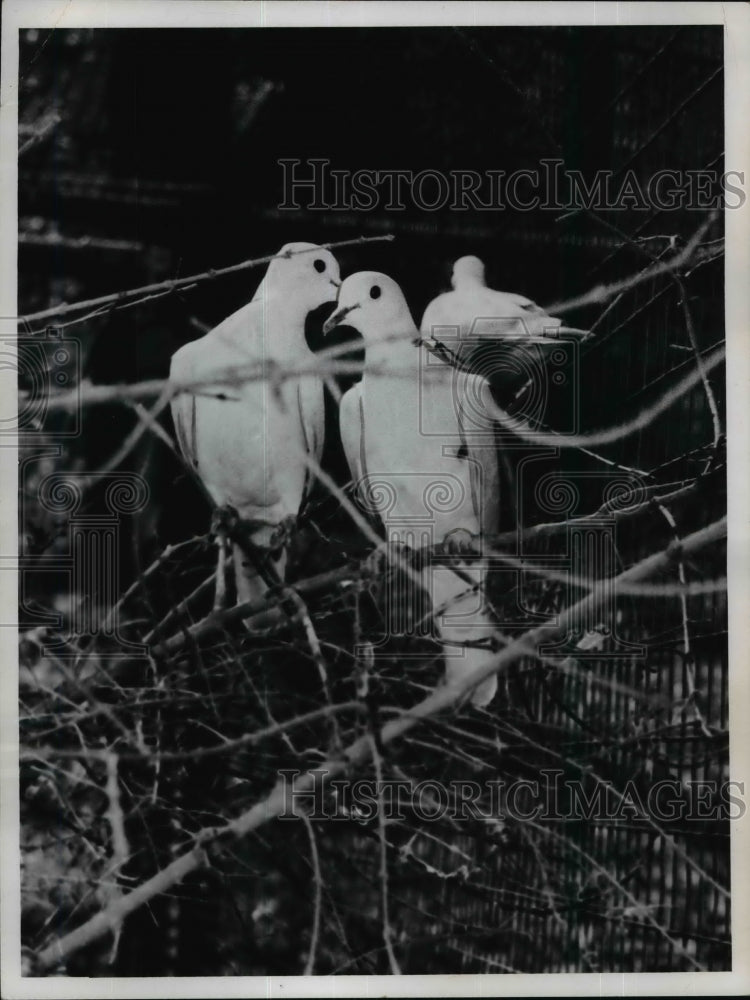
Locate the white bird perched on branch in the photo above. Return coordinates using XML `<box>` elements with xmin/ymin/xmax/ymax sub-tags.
<box><xmin>421</xmin><ymin>255</ymin><xmax>588</xmax><ymax>360</ymax></box>
<box><xmin>324</xmin><ymin>272</ymin><xmax>500</xmax><ymax>707</ymax></box>
<box><xmin>169</xmin><ymin>242</ymin><xmax>341</xmax><ymax>607</ymax></box>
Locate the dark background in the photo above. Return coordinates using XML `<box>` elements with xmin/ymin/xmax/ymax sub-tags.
<box><xmin>18</xmin><ymin>25</ymin><xmax>725</xmax><ymax>565</ymax></box>
<box><xmin>18</xmin><ymin>26</ymin><xmax>728</xmax><ymax>977</ymax></box>
<box><xmin>19</xmin><ymin>25</ymin><xmax>723</xmax><ymax>301</ymax></box>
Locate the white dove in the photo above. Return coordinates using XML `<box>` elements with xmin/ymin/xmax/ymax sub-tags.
<box><xmin>324</xmin><ymin>272</ymin><xmax>500</xmax><ymax>707</ymax></box>
<box><xmin>421</xmin><ymin>254</ymin><xmax>585</xmax><ymax>352</ymax></box>
<box><xmin>169</xmin><ymin>242</ymin><xmax>341</xmax><ymax>606</ymax></box>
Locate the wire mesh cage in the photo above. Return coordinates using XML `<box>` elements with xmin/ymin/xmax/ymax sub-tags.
<box><xmin>15</xmin><ymin>23</ymin><xmax>729</xmax><ymax>978</ymax></box>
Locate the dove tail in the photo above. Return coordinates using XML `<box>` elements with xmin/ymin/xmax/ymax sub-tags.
<box><xmin>233</xmin><ymin>544</ymin><xmax>270</xmax><ymax>607</ymax></box>
<box><xmin>232</xmin><ymin>539</ymin><xmax>287</xmax><ymax>619</ymax></box>
<box><xmin>427</xmin><ymin>563</ymin><xmax>498</xmax><ymax>707</ymax></box>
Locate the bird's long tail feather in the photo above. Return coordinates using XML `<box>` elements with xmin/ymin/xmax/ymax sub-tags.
<box><xmin>233</xmin><ymin>544</ymin><xmax>273</xmax><ymax>607</ymax></box>
<box><xmin>232</xmin><ymin>524</ymin><xmax>287</xmax><ymax>622</ymax></box>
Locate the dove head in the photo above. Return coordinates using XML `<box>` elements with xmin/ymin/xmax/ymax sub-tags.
<box><xmin>323</xmin><ymin>271</ymin><xmax>416</xmax><ymax>345</ymax></box>
<box><xmin>451</xmin><ymin>255</ymin><xmax>487</xmax><ymax>289</ymax></box>
<box><xmin>264</xmin><ymin>242</ymin><xmax>341</xmax><ymax>312</ymax></box>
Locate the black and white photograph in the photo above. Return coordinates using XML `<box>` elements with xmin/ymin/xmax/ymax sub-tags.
<box><xmin>1</xmin><ymin>1</ymin><xmax>749</xmax><ymax>995</ymax></box>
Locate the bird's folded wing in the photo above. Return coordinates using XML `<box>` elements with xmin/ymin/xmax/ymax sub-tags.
<box><xmin>169</xmin><ymin>343</ymin><xmax>199</xmax><ymax>469</ymax></box>
<box><xmin>420</xmin><ymin>294</ymin><xmax>455</xmax><ymax>336</ymax></box>
<box><xmin>296</xmin><ymin>375</ymin><xmax>326</xmax><ymax>500</ymax></box>
<box><xmin>456</xmin><ymin>372</ymin><xmax>501</xmax><ymax>537</ymax></box>
<box><xmin>169</xmin><ymin>299</ymin><xmax>269</xmax><ymax>471</ymax></box>
<box><xmin>339</xmin><ymin>382</ymin><xmax>365</xmax><ymax>484</ymax></box>
<box><xmin>504</xmin><ymin>290</ymin><xmax>541</xmax><ymax>310</ymax></box>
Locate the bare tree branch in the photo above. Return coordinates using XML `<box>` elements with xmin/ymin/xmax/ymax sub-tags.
<box><xmin>18</xmin><ymin>111</ymin><xmax>62</xmax><ymax>157</ymax></box>
<box><xmin>18</xmin><ymin>234</ymin><xmax>395</xmax><ymax>327</ymax></box>
<box><xmin>484</xmin><ymin>343</ymin><xmax>724</xmax><ymax>449</ymax></box>
<box><xmin>31</xmin><ymin>514</ymin><xmax>726</xmax><ymax>972</ymax></box>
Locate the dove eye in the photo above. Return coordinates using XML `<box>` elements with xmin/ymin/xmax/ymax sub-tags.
<box><xmin>370</xmin><ymin>285</ymin><xmax>381</xmax><ymax>300</ymax></box>
<box><xmin>313</xmin><ymin>258</ymin><xmax>326</xmax><ymax>273</ymax></box>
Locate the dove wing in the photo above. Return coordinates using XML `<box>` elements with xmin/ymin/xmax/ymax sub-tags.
<box><xmin>455</xmin><ymin>371</ymin><xmax>501</xmax><ymax>537</ymax></box>
<box><xmin>169</xmin><ymin>340</ymin><xmax>200</xmax><ymax>471</ymax></box>
<box><xmin>296</xmin><ymin>373</ymin><xmax>326</xmax><ymax>502</ymax></box>
<box><xmin>420</xmin><ymin>293</ymin><xmax>455</xmax><ymax>337</ymax></box>
<box><xmin>339</xmin><ymin>382</ymin><xmax>365</xmax><ymax>484</ymax></box>
<box><xmin>502</xmin><ymin>289</ymin><xmax>548</xmax><ymax>313</ymax></box>
<box><xmin>169</xmin><ymin>297</ymin><xmax>314</xmax><ymax>519</ymax></box>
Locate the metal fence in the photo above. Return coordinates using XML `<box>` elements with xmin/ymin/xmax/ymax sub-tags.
<box><xmin>18</xmin><ymin>25</ymin><xmax>727</xmax><ymax>976</ymax></box>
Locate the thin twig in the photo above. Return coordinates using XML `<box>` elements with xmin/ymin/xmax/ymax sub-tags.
<box><xmin>673</xmin><ymin>275</ymin><xmax>722</xmax><ymax>472</ymax></box>
<box><xmin>281</xmin><ymin>584</ymin><xmax>342</xmax><ymax>752</ymax></box>
<box><xmin>543</xmin><ymin>210</ymin><xmax>719</xmax><ymax>316</ymax></box>
<box><xmin>31</xmin><ymin>514</ymin><xmax>726</xmax><ymax>972</ymax></box>
<box><xmin>370</xmin><ymin>733</ymin><xmax>402</xmax><ymax>975</ymax></box>
<box><xmin>655</xmin><ymin>503</ymin><xmax>713</xmax><ymax>738</ymax></box>
<box><xmin>95</xmin><ymin>386</ymin><xmax>174</xmax><ymax>476</ymax></box>
<box><xmin>18</xmin><ymin>111</ymin><xmax>62</xmax><ymax>157</ymax></box>
<box><xmin>102</xmin><ymin>752</ymin><xmax>128</xmax><ymax>965</ymax></box>
<box><xmin>484</xmin><ymin>343</ymin><xmax>725</xmax><ymax>450</ymax></box>
<box><xmin>300</xmin><ymin>811</ymin><xmax>323</xmax><ymax>976</ymax></box>
<box><xmin>18</xmin><ymin>235</ymin><xmax>395</xmax><ymax>326</ymax></box>
<box><xmin>21</xmin><ymin>701</ymin><xmax>364</xmax><ymax>763</ymax></box>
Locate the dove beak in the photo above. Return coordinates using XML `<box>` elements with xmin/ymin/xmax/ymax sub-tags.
<box><xmin>329</xmin><ymin>278</ymin><xmax>341</xmax><ymax>289</ymax></box>
<box><xmin>323</xmin><ymin>302</ymin><xmax>359</xmax><ymax>335</ymax></box>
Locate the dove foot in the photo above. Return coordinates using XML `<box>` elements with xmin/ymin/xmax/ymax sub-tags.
<box><xmin>210</xmin><ymin>503</ymin><xmax>240</xmax><ymax>537</ymax></box>
<box><xmin>210</xmin><ymin>506</ymin><xmax>236</xmax><ymax>611</ymax></box>
<box><xmin>440</xmin><ymin>527</ymin><xmax>478</xmax><ymax>556</ymax></box>
<box><xmin>365</xmin><ymin>539</ymin><xmax>414</xmax><ymax>580</ymax></box>
<box><xmin>269</xmin><ymin>515</ymin><xmax>297</xmax><ymax>557</ymax></box>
